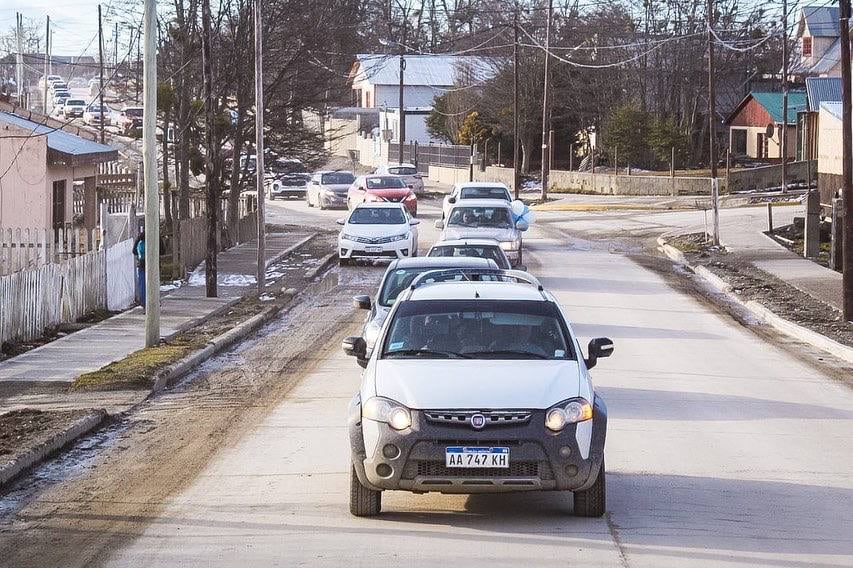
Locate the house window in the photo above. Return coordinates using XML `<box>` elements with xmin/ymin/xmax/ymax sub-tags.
<box><xmin>52</xmin><ymin>180</ymin><xmax>67</xmax><ymax>230</ymax></box>
<box><xmin>731</xmin><ymin>129</ymin><xmax>747</xmax><ymax>155</ymax></box>
<box><xmin>802</xmin><ymin>36</ymin><xmax>812</xmax><ymax>58</ymax></box>
<box><xmin>366</xmin><ymin>91</ymin><xmax>372</xmax><ymax>108</ymax></box>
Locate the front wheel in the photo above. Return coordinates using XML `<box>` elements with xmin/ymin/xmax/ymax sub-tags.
<box><xmin>573</xmin><ymin>460</ymin><xmax>605</xmax><ymax>517</ymax></box>
<box><xmin>350</xmin><ymin>466</ymin><xmax>381</xmax><ymax>516</ymax></box>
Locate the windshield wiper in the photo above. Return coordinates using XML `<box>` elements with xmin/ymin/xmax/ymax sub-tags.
<box><xmin>466</xmin><ymin>350</ymin><xmax>548</xmax><ymax>359</ymax></box>
<box><xmin>384</xmin><ymin>349</ymin><xmax>470</xmax><ymax>359</ymax></box>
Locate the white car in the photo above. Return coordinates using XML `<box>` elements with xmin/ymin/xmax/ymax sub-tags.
<box><xmin>435</xmin><ymin>199</ymin><xmax>527</xmax><ymax>267</ymax></box>
<box><xmin>83</xmin><ymin>103</ymin><xmax>111</xmax><ymax>126</ymax></box>
<box><xmin>342</xmin><ymin>268</ymin><xmax>614</xmax><ymax>517</ymax></box>
<box><xmin>306</xmin><ymin>170</ymin><xmax>356</xmax><ymax>209</ymax></box>
<box><xmin>442</xmin><ymin>181</ymin><xmax>512</xmax><ymax>219</ymax></box>
<box><xmin>374</xmin><ymin>163</ymin><xmax>425</xmax><ymax>195</ymax></box>
<box><xmin>337</xmin><ymin>203</ymin><xmax>419</xmax><ymax>265</ymax></box>
<box><xmin>62</xmin><ymin>98</ymin><xmax>87</xmax><ymax>119</ymax></box>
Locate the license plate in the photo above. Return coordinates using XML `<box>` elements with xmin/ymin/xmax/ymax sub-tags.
<box><xmin>445</xmin><ymin>447</ymin><xmax>509</xmax><ymax>468</ymax></box>
<box><xmin>365</xmin><ymin>246</ymin><xmax>382</xmax><ymax>253</ymax></box>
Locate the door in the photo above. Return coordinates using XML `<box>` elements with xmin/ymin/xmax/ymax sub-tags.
<box><xmin>52</xmin><ymin>180</ymin><xmax>67</xmax><ymax>230</ymax></box>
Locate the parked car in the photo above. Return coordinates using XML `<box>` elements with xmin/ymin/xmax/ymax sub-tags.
<box><xmin>352</xmin><ymin>256</ymin><xmax>499</xmax><ymax>351</ymax></box>
<box><xmin>306</xmin><ymin>170</ymin><xmax>356</xmax><ymax>209</ymax></box>
<box><xmin>442</xmin><ymin>182</ymin><xmax>512</xmax><ymax>219</ymax></box>
<box><xmin>269</xmin><ymin>173</ymin><xmax>310</xmax><ymax>200</ymax></box>
<box><xmin>52</xmin><ymin>96</ymin><xmax>69</xmax><ymax>115</ymax></box>
<box><xmin>374</xmin><ymin>163</ymin><xmax>425</xmax><ymax>195</ymax></box>
<box><xmin>337</xmin><ymin>203</ymin><xmax>419</xmax><ymax>265</ymax></box>
<box><xmin>83</xmin><ymin>103</ymin><xmax>111</xmax><ymax>126</ymax></box>
<box><xmin>52</xmin><ymin>90</ymin><xmax>70</xmax><ymax>102</ymax></box>
<box><xmin>62</xmin><ymin>98</ymin><xmax>87</xmax><ymax>119</ymax></box>
<box><xmin>435</xmin><ymin>199</ymin><xmax>528</xmax><ymax>267</ymax></box>
<box><xmin>348</xmin><ymin>175</ymin><xmax>417</xmax><ymax>216</ymax></box>
<box><xmin>116</xmin><ymin>106</ymin><xmax>143</xmax><ymax>134</ymax></box>
<box><xmin>342</xmin><ymin>267</ymin><xmax>614</xmax><ymax>517</ymax></box>
<box><xmin>427</xmin><ymin>238</ymin><xmax>513</xmax><ymax>270</ymax></box>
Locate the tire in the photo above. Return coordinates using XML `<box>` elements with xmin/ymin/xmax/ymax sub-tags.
<box><xmin>307</xmin><ymin>194</ymin><xmax>313</xmax><ymax>207</ymax></box>
<box><xmin>573</xmin><ymin>460</ymin><xmax>605</xmax><ymax>517</ymax></box>
<box><xmin>350</xmin><ymin>466</ymin><xmax>381</xmax><ymax>517</ymax></box>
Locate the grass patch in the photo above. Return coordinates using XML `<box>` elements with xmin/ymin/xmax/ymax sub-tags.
<box><xmin>72</xmin><ymin>337</ymin><xmax>206</xmax><ymax>391</ymax></box>
<box><xmin>665</xmin><ymin>232</ymin><xmax>725</xmax><ymax>255</ymax></box>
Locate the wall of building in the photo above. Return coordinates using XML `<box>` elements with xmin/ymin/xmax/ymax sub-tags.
<box><xmin>374</xmin><ymin>85</ymin><xmax>439</xmax><ymax>109</ymax></box>
<box><xmin>817</xmin><ymin>108</ymin><xmax>842</xmax><ymax>176</ymax></box>
<box><xmin>729</xmin><ymin>125</ymin><xmax>797</xmax><ymax>160</ymax></box>
<box><xmin>0</xmin><ymin>123</ymin><xmax>49</xmax><ymax>228</ymax></box>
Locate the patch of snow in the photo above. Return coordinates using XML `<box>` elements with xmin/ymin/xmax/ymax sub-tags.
<box><xmin>159</xmin><ymin>280</ymin><xmax>183</xmax><ymax>292</ymax></box>
<box><xmin>259</xmin><ymin>293</ymin><xmax>275</xmax><ymax>302</ymax></box>
<box><xmin>188</xmin><ymin>272</ymin><xmax>257</xmax><ymax>287</ymax></box>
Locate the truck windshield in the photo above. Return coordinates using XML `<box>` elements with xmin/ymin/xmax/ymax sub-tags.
<box><xmin>447</xmin><ymin>207</ymin><xmax>512</xmax><ymax>229</ymax></box>
<box><xmin>382</xmin><ymin>300</ymin><xmax>574</xmax><ymax>360</ymax></box>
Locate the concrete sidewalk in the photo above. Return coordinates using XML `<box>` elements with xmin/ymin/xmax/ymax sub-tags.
<box><xmin>0</xmin><ymin>231</ymin><xmax>315</xmax><ymax>386</ymax></box>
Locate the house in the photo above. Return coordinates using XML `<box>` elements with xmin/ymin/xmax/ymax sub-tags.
<box><xmin>0</xmin><ymin>108</ymin><xmax>117</xmax><ymax>231</ymax></box>
<box><xmin>347</xmin><ymin>54</ymin><xmax>495</xmax><ymax>145</ymax></box>
<box><xmin>789</xmin><ymin>6</ymin><xmax>844</xmax><ymax>78</ymax></box>
<box><xmin>725</xmin><ymin>91</ymin><xmax>807</xmax><ymax>161</ymax></box>
<box><xmin>797</xmin><ymin>76</ymin><xmax>841</xmax><ymax>161</ymax></box>
<box><xmin>816</xmin><ymin>102</ymin><xmax>845</xmax><ymax>203</ymax></box>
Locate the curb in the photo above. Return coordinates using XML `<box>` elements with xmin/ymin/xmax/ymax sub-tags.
<box><xmin>0</xmin><ymin>409</ymin><xmax>107</xmax><ymax>487</ymax></box>
<box><xmin>304</xmin><ymin>253</ymin><xmax>337</xmax><ymax>280</ymax></box>
<box><xmin>657</xmin><ymin>237</ymin><xmax>853</xmax><ymax>365</ymax></box>
<box><xmin>267</xmin><ymin>232</ymin><xmax>318</xmax><ymax>268</ymax></box>
<box><xmin>151</xmin><ymin>290</ymin><xmax>296</xmax><ymax>393</ymax></box>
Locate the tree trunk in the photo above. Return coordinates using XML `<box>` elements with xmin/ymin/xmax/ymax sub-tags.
<box><xmin>227</xmin><ymin>94</ymin><xmax>247</xmax><ymax>246</ymax></box>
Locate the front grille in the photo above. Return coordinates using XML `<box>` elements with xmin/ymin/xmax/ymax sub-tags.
<box><xmin>351</xmin><ymin>250</ymin><xmax>397</xmax><ymax>258</ymax></box>
<box><xmin>424</xmin><ymin>410</ymin><xmax>532</xmax><ymax>428</ymax></box>
<box><xmin>351</xmin><ymin>235</ymin><xmax>402</xmax><ymax>244</ymax></box>
<box><xmin>414</xmin><ymin>460</ymin><xmax>539</xmax><ymax>478</ymax></box>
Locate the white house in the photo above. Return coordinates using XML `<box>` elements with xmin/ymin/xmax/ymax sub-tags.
<box><xmin>790</xmin><ymin>6</ymin><xmax>845</xmax><ymax>78</ymax></box>
<box><xmin>817</xmin><ymin>102</ymin><xmax>844</xmax><ymax>202</ymax></box>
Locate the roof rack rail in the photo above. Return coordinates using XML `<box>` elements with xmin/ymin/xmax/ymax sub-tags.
<box><xmin>409</xmin><ymin>268</ymin><xmax>542</xmax><ymax>291</ymax></box>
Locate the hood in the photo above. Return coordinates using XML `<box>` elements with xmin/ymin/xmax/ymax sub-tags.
<box><xmin>442</xmin><ymin>226</ymin><xmax>516</xmax><ymax>242</ymax></box>
<box><xmin>323</xmin><ymin>183</ymin><xmax>351</xmax><ymax>193</ymax></box>
<box><xmin>344</xmin><ymin>223</ymin><xmax>409</xmax><ymax>237</ymax></box>
<box><xmin>373</xmin><ymin>360</ymin><xmax>581</xmax><ymax>409</ymax></box>
<box><xmin>366</xmin><ymin>188</ymin><xmax>412</xmax><ymax>200</ymax></box>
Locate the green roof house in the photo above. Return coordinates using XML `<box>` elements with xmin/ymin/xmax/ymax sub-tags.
<box><xmin>724</xmin><ymin>91</ymin><xmax>807</xmax><ymax>162</ymax></box>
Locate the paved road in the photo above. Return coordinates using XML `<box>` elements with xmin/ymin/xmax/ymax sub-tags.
<box><xmin>97</xmin><ymin>198</ymin><xmax>853</xmax><ymax>567</ymax></box>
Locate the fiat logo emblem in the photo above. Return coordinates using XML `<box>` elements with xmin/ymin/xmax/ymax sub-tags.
<box><xmin>470</xmin><ymin>414</ymin><xmax>486</xmax><ymax>429</ymax></box>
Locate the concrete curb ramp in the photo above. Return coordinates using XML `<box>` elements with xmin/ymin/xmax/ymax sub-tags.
<box><xmin>0</xmin><ymin>410</ymin><xmax>107</xmax><ymax>487</ymax></box>
<box><xmin>657</xmin><ymin>236</ymin><xmax>853</xmax><ymax>365</ymax></box>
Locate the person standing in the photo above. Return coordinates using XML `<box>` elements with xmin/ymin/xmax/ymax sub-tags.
<box><xmin>132</xmin><ymin>229</ymin><xmax>146</xmax><ymax>311</ymax></box>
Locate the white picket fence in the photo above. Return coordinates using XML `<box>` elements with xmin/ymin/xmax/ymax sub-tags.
<box><xmin>0</xmin><ymin>238</ymin><xmax>135</xmax><ymax>346</ymax></box>
<box><xmin>0</xmin><ymin>226</ymin><xmax>102</xmax><ymax>277</ymax></box>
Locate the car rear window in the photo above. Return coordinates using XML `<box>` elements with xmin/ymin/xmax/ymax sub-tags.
<box><xmin>67</xmin><ymin>100</ymin><xmax>85</xmax><ymax>105</ymax></box>
<box><xmin>348</xmin><ymin>207</ymin><xmax>406</xmax><ymax>225</ymax></box>
<box><xmin>447</xmin><ymin>206</ymin><xmax>512</xmax><ymax>228</ymax></box>
<box><xmin>382</xmin><ymin>300</ymin><xmax>574</xmax><ymax>360</ymax></box>
<box><xmin>428</xmin><ymin>245</ymin><xmax>509</xmax><ymax>269</ymax></box>
<box><xmin>366</xmin><ymin>177</ymin><xmax>406</xmax><ymax>189</ymax></box>
<box><xmin>460</xmin><ymin>186</ymin><xmax>511</xmax><ymax>201</ymax></box>
<box><xmin>322</xmin><ymin>172</ymin><xmax>355</xmax><ymax>185</ymax></box>
<box><xmin>389</xmin><ymin>166</ymin><xmax>417</xmax><ymax>176</ymax></box>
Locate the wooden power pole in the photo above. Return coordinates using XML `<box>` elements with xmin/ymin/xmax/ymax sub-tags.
<box><xmin>841</xmin><ymin>0</ymin><xmax>853</xmax><ymax>321</ymax></box>
<box><xmin>43</xmin><ymin>16</ymin><xmax>49</xmax><ymax>114</ymax></box>
<box><xmin>98</xmin><ymin>4</ymin><xmax>105</xmax><ymax>144</ymax></box>
<box><xmin>202</xmin><ymin>0</ymin><xmax>218</xmax><ymax>298</ymax></box>
<box><xmin>254</xmin><ymin>0</ymin><xmax>266</xmax><ymax>292</ymax></box>
<box><xmin>142</xmin><ymin>0</ymin><xmax>160</xmax><ymax>346</ymax></box>
<box><xmin>707</xmin><ymin>0</ymin><xmax>720</xmax><ymax>245</ymax></box>
<box><xmin>539</xmin><ymin>0</ymin><xmax>554</xmax><ymax>201</ymax></box>
<box><xmin>513</xmin><ymin>3</ymin><xmax>520</xmax><ymax>199</ymax></box>
<box><xmin>781</xmin><ymin>0</ymin><xmax>789</xmax><ymax>193</ymax></box>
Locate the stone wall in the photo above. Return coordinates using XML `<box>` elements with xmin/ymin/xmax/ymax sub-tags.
<box><xmin>727</xmin><ymin>160</ymin><xmax>817</xmax><ymax>193</ymax></box>
<box><xmin>548</xmin><ymin>170</ymin><xmax>712</xmax><ymax>196</ymax></box>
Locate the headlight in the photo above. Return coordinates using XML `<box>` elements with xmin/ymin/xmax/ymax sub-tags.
<box><xmin>500</xmin><ymin>240</ymin><xmax>519</xmax><ymax>251</ymax></box>
<box><xmin>404</xmin><ymin>192</ymin><xmax>417</xmax><ymax>201</ymax></box>
<box><xmin>389</xmin><ymin>232</ymin><xmax>410</xmax><ymax>242</ymax></box>
<box><xmin>340</xmin><ymin>232</ymin><xmax>357</xmax><ymax>241</ymax></box>
<box><xmin>545</xmin><ymin>398</ymin><xmax>593</xmax><ymax>431</ymax></box>
<box><xmin>362</xmin><ymin>397</ymin><xmax>412</xmax><ymax>430</ymax></box>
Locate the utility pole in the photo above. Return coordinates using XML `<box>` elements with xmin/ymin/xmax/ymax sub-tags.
<box><xmin>98</xmin><ymin>4</ymin><xmax>105</xmax><ymax>144</ymax></box>
<box><xmin>202</xmin><ymin>0</ymin><xmax>218</xmax><ymax>298</ymax></box>
<box><xmin>707</xmin><ymin>0</ymin><xmax>720</xmax><ymax>245</ymax></box>
<box><xmin>136</xmin><ymin>31</ymin><xmax>142</xmax><ymax>103</ymax></box>
<box><xmin>254</xmin><ymin>0</ymin><xmax>266</xmax><ymax>293</ymax></box>
<box><xmin>397</xmin><ymin>20</ymin><xmax>406</xmax><ymax>165</ymax></box>
<box><xmin>43</xmin><ymin>16</ymin><xmax>49</xmax><ymax>115</ymax></box>
<box><xmin>114</xmin><ymin>21</ymin><xmax>119</xmax><ymax>71</ymax></box>
<box><xmin>16</xmin><ymin>13</ymin><xmax>23</xmax><ymax>108</ymax></box>
<box><xmin>841</xmin><ymin>0</ymin><xmax>853</xmax><ymax>321</ymax></box>
<box><xmin>142</xmin><ymin>0</ymin><xmax>160</xmax><ymax>347</ymax></box>
<box><xmin>539</xmin><ymin>0</ymin><xmax>554</xmax><ymax>201</ymax></box>
<box><xmin>513</xmin><ymin>3</ymin><xmax>520</xmax><ymax>199</ymax></box>
<box><xmin>781</xmin><ymin>0</ymin><xmax>789</xmax><ymax>193</ymax></box>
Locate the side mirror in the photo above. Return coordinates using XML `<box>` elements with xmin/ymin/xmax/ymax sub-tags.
<box><xmin>585</xmin><ymin>337</ymin><xmax>614</xmax><ymax>369</ymax></box>
<box><xmin>409</xmin><ymin>218</ymin><xmax>420</xmax><ymax>225</ymax></box>
<box><xmin>434</xmin><ymin>220</ymin><xmax>444</xmax><ymax>229</ymax></box>
<box><xmin>342</xmin><ymin>336</ymin><xmax>367</xmax><ymax>360</ymax></box>
<box><xmin>516</xmin><ymin>219</ymin><xmax>529</xmax><ymax>232</ymax></box>
<box><xmin>336</xmin><ymin>218</ymin><xmax>345</xmax><ymax>226</ymax></box>
<box><xmin>352</xmin><ymin>295</ymin><xmax>371</xmax><ymax>310</ymax></box>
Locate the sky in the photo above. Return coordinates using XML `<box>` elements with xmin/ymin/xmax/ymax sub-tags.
<box><xmin>1</xmin><ymin>0</ymin><xmax>141</xmax><ymax>58</ymax></box>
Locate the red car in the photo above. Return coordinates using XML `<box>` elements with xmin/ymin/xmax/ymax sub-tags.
<box><xmin>347</xmin><ymin>175</ymin><xmax>418</xmax><ymax>216</ymax></box>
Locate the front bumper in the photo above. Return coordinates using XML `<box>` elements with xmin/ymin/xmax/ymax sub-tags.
<box><xmin>339</xmin><ymin>238</ymin><xmax>412</xmax><ymax>260</ymax></box>
<box><xmin>320</xmin><ymin>192</ymin><xmax>348</xmax><ymax>208</ymax></box>
<box><xmin>350</xmin><ymin>396</ymin><xmax>607</xmax><ymax>494</ymax></box>
<box><xmin>272</xmin><ymin>187</ymin><xmax>307</xmax><ymax>198</ymax></box>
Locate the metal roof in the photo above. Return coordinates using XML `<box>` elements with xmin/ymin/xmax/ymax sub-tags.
<box><xmin>805</xmin><ymin>77</ymin><xmax>842</xmax><ymax>110</ymax></box>
<box><xmin>800</xmin><ymin>6</ymin><xmax>840</xmax><ymax>37</ymax></box>
<box><xmin>820</xmin><ymin>101</ymin><xmax>842</xmax><ymax>121</ymax></box>
<box><xmin>351</xmin><ymin>54</ymin><xmax>497</xmax><ymax>87</ymax></box>
<box><xmin>750</xmin><ymin>92</ymin><xmax>808</xmax><ymax>124</ymax></box>
<box><xmin>0</xmin><ymin>111</ymin><xmax>117</xmax><ymax>164</ymax></box>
